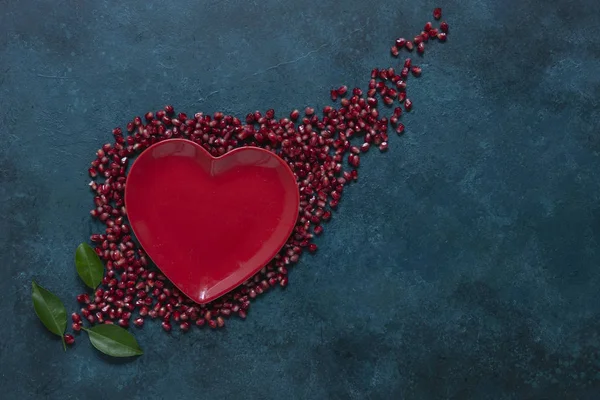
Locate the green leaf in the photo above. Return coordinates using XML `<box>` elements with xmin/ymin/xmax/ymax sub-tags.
<box><xmin>31</xmin><ymin>281</ymin><xmax>67</xmax><ymax>350</ymax></box>
<box><xmin>75</xmin><ymin>243</ymin><xmax>104</xmax><ymax>289</ymax></box>
<box><xmin>83</xmin><ymin>325</ymin><xmax>143</xmax><ymax>357</ymax></box>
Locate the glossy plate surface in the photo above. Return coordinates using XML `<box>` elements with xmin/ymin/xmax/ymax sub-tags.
<box><xmin>125</xmin><ymin>139</ymin><xmax>299</xmax><ymax>304</ymax></box>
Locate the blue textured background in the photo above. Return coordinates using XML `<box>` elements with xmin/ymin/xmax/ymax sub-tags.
<box><xmin>2</xmin><ymin>0</ymin><xmax>600</xmax><ymax>398</ymax></box>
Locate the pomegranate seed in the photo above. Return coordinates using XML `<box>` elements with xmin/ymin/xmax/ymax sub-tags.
<box><xmin>337</xmin><ymin>86</ymin><xmax>348</xmax><ymax>96</ymax></box>
<box><xmin>437</xmin><ymin>32</ymin><xmax>447</xmax><ymax>42</ymax></box>
<box><xmin>290</xmin><ymin>109</ymin><xmax>300</xmax><ymax>120</ymax></box>
<box><xmin>404</xmin><ymin>99</ymin><xmax>413</xmax><ymax>111</ymax></box>
<box><xmin>64</xmin><ymin>334</ymin><xmax>75</xmax><ymax>345</ymax></box>
<box><xmin>424</xmin><ymin>22</ymin><xmax>432</xmax><ymax>32</ymax></box>
<box><xmin>411</xmin><ymin>66</ymin><xmax>422</xmax><ymax>77</ymax></box>
<box><xmin>71</xmin><ymin>313</ymin><xmax>81</xmax><ymax>323</ymax></box>
<box><xmin>417</xmin><ymin>42</ymin><xmax>425</xmax><ymax>54</ymax></box>
<box><xmin>76</xmin><ymin>294</ymin><xmax>90</xmax><ymax>304</ymax></box>
<box><xmin>440</xmin><ymin>21</ymin><xmax>449</xmax><ymax>33</ymax></box>
<box><xmin>330</xmin><ymin>90</ymin><xmax>338</xmax><ymax>101</ymax></box>
<box><xmin>308</xmin><ymin>244</ymin><xmax>318</xmax><ymax>253</ymax></box>
<box><xmin>379</xmin><ymin>142</ymin><xmax>388</xmax><ymax>152</ymax></box>
<box><xmin>164</xmin><ymin>105</ymin><xmax>174</xmax><ymax>114</ymax></box>
<box><xmin>433</xmin><ymin>8</ymin><xmax>442</xmax><ymax>20</ymax></box>
<box><xmin>390</xmin><ymin>46</ymin><xmax>399</xmax><ymax>57</ymax></box>
<box><xmin>405</xmin><ymin>41</ymin><xmax>414</xmax><ymax>51</ymax></box>
<box><xmin>180</xmin><ymin>322</ymin><xmax>191</xmax><ymax>332</ymax></box>
<box><xmin>396</xmin><ymin>123</ymin><xmax>405</xmax><ymax>134</ymax></box>
<box><xmin>162</xmin><ymin>321</ymin><xmax>172</xmax><ymax>332</ymax></box>
<box><xmin>133</xmin><ymin>318</ymin><xmax>144</xmax><ymax>327</ymax></box>
<box><xmin>395</xmin><ymin>38</ymin><xmax>406</xmax><ymax>48</ymax></box>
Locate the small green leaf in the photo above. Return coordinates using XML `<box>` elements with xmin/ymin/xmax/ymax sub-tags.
<box><xmin>75</xmin><ymin>243</ymin><xmax>104</xmax><ymax>289</ymax></box>
<box><xmin>32</xmin><ymin>281</ymin><xmax>67</xmax><ymax>349</ymax></box>
<box><xmin>83</xmin><ymin>325</ymin><xmax>143</xmax><ymax>357</ymax></box>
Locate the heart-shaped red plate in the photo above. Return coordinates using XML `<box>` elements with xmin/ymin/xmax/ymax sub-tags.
<box><xmin>125</xmin><ymin>139</ymin><xmax>299</xmax><ymax>304</ymax></box>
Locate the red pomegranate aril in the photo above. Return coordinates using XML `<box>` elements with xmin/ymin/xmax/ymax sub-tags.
<box><xmin>424</xmin><ymin>22</ymin><xmax>433</xmax><ymax>32</ymax></box>
<box><xmin>405</xmin><ymin>98</ymin><xmax>413</xmax><ymax>111</ymax></box>
<box><xmin>440</xmin><ymin>21</ymin><xmax>449</xmax><ymax>33</ymax></box>
<box><xmin>414</xmin><ymin>35</ymin><xmax>422</xmax><ymax>45</ymax></box>
<box><xmin>164</xmin><ymin>105</ymin><xmax>174</xmax><ymax>114</ymax></box>
<box><xmin>180</xmin><ymin>322</ymin><xmax>191</xmax><ymax>332</ymax></box>
<box><xmin>305</xmin><ymin>107</ymin><xmax>315</xmax><ymax>116</ymax></box>
<box><xmin>395</xmin><ymin>38</ymin><xmax>406</xmax><ymax>48</ymax></box>
<box><xmin>396</xmin><ymin>123</ymin><xmax>405</xmax><ymax>134</ymax></box>
<box><xmin>391</xmin><ymin>46</ymin><xmax>399</xmax><ymax>57</ymax></box>
<box><xmin>379</xmin><ymin>142</ymin><xmax>389</xmax><ymax>152</ymax></box>
<box><xmin>162</xmin><ymin>321</ymin><xmax>172</xmax><ymax>332</ymax></box>
<box><xmin>437</xmin><ymin>32</ymin><xmax>447</xmax><ymax>42</ymax></box>
<box><xmin>64</xmin><ymin>334</ymin><xmax>75</xmax><ymax>345</ymax></box>
<box><xmin>71</xmin><ymin>313</ymin><xmax>81</xmax><ymax>323</ymax></box>
<box><xmin>290</xmin><ymin>109</ymin><xmax>300</xmax><ymax>120</ymax></box>
<box><xmin>77</xmin><ymin>294</ymin><xmax>90</xmax><ymax>304</ymax></box>
<box><xmin>417</xmin><ymin>42</ymin><xmax>425</xmax><ymax>54</ymax></box>
<box><xmin>411</xmin><ymin>66</ymin><xmax>422</xmax><ymax>77</ymax></box>
<box><xmin>337</xmin><ymin>86</ymin><xmax>348</xmax><ymax>96</ymax></box>
<box><xmin>433</xmin><ymin>8</ymin><xmax>442</xmax><ymax>20</ymax></box>
<box><xmin>133</xmin><ymin>318</ymin><xmax>144</xmax><ymax>327</ymax></box>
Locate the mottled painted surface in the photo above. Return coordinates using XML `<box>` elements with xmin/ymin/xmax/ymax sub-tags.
<box><xmin>1</xmin><ymin>0</ymin><xmax>600</xmax><ymax>399</ymax></box>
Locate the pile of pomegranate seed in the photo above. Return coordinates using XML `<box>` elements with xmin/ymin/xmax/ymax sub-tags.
<box><xmin>70</xmin><ymin>9</ymin><xmax>449</xmax><ymax>338</ymax></box>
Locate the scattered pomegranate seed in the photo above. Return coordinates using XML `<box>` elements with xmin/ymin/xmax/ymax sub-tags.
<box><xmin>405</xmin><ymin>41</ymin><xmax>414</xmax><ymax>51</ymax></box>
<box><xmin>437</xmin><ymin>33</ymin><xmax>447</xmax><ymax>42</ymax></box>
<box><xmin>337</xmin><ymin>86</ymin><xmax>348</xmax><ymax>96</ymax></box>
<box><xmin>391</xmin><ymin>46</ymin><xmax>399</xmax><ymax>57</ymax></box>
<box><xmin>64</xmin><ymin>334</ymin><xmax>75</xmax><ymax>345</ymax></box>
<box><xmin>433</xmin><ymin>8</ymin><xmax>442</xmax><ymax>20</ymax></box>
<box><xmin>417</xmin><ymin>42</ymin><xmax>425</xmax><ymax>54</ymax></box>
<box><xmin>71</xmin><ymin>313</ymin><xmax>81</xmax><ymax>323</ymax></box>
<box><xmin>411</xmin><ymin>66</ymin><xmax>422</xmax><ymax>77</ymax></box>
<box><xmin>440</xmin><ymin>21</ymin><xmax>449</xmax><ymax>33</ymax></box>
<box><xmin>405</xmin><ymin>98</ymin><xmax>413</xmax><ymax>111</ymax></box>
